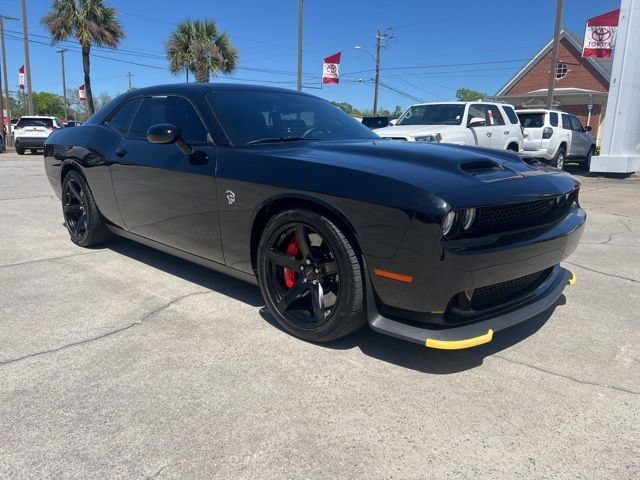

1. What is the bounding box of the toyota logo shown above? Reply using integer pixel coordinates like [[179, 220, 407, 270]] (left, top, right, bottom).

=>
[[592, 27, 612, 42], [326, 64, 337, 75]]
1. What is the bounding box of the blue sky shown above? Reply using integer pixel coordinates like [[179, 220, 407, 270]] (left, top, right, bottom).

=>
[[2, 0, 620, 111]]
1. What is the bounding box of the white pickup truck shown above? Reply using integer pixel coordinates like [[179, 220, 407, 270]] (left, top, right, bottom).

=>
[[375, 101, 524, 152]]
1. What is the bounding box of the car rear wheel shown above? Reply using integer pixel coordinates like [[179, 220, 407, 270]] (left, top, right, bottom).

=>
[[16, 147, 25, 155], [61, 170, 112, 247], [552, 147, 566, 170], [257, 209, 366, 342], [584, 146, 594, 171]]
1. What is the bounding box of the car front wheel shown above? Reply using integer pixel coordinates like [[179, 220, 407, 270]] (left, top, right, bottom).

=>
[[16, 147, 25, 155], [61, 170, 112, 247], [257, 209, 366, 342]]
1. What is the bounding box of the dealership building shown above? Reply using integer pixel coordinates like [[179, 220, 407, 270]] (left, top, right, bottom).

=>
[[492, 29, 612, 143]]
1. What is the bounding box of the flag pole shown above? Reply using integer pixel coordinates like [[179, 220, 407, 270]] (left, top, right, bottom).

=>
[[297, 0, 303, 91]]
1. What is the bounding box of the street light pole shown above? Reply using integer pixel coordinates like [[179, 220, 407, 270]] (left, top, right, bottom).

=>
[[57, 49, 68, 121], [20, 0, 34, 115], [546, 0, 564, 109], [297, 0, 303, 91]]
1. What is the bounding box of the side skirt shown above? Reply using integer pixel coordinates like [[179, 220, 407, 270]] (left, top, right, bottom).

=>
[[107, 225, 258, 286]]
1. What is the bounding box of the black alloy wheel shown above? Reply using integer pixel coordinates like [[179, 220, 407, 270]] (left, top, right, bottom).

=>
[[257, 209, 365, 342], [63, 176, 89, 241], [61, 170, 111, 247]]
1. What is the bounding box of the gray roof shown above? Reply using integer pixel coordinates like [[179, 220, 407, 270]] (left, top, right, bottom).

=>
[[495, 28, 611, 96]]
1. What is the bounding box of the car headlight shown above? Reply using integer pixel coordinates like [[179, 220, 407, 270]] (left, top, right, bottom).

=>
[[414, 133, 442, 143], [462, 208, 476, 230], [442, 211, 456, 236]]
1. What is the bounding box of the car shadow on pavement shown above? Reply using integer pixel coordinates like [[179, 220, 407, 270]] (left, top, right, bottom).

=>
[[107, 236, 565, 375], [107, 237, 264, 307], [260, 296, 565, 375]]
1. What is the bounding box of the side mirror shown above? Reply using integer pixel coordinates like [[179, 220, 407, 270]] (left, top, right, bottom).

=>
[[584, 125, 592, 132], [389, 119, 398, 126], [146, 123, 193, 156], [468, 117, 486, 128]]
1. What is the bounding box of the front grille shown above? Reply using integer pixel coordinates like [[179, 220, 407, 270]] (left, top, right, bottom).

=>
[[476, 197, 556, 232], [387, 137, 408, 141], [470, 268, 552, 309]]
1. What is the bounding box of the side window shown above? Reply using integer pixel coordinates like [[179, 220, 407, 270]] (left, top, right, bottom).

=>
[[561, 114, 572, 130], [468, 104, 485, 126], [105, 98, 141, 136], [549, 112, 559, 127], [128, 96, 210, 144], [502, 106, 519, 124], [483, 105, 505, 126], [570, 116, 584, 132]]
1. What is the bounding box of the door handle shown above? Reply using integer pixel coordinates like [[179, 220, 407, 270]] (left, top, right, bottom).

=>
[[486, 132, 492, 137], [504, 131, 510, 135], [115, 148, 128, 158]]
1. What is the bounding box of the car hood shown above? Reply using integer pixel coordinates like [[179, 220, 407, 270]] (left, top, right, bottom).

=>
[[251, 139, 577, 208], [375, 124, 461, 138]]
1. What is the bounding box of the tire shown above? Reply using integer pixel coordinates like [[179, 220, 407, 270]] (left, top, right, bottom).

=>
[[584, 146, 594, 171], [257, 208, 366, 342], [61, 170, 112, 247], [16, 147, 25, 155], [552, 146, 566, 170]]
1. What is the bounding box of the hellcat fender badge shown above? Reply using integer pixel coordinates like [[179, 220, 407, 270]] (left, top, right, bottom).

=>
[[226, 190, 236, 205]]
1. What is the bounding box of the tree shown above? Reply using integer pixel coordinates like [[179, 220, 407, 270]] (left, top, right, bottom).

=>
[[166, 19, 238, 83], [33, 92, 65, 117], [42, 0, 125, 116], [331, 102, 362, 116], [455, 88, 486, 102]]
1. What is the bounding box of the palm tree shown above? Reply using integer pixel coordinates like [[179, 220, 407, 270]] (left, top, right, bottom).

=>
[[42, 0, 124, 115], [166, 19, 238, 83]]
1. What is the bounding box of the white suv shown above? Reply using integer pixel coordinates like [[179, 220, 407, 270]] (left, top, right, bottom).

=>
[[516, 109, 596, 170], [375, 101, 523, 152], [14, 116, 64, 155]]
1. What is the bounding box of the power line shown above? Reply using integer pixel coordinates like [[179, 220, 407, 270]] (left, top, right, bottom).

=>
[[342, 58, 529, 76]]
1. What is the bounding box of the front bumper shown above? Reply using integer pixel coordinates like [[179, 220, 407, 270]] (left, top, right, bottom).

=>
[[15, 137, 47, 149], [368, 265, 573, 348]]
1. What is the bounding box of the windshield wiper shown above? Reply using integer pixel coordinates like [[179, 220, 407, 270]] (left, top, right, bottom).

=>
[[247, 137, 309, 145]]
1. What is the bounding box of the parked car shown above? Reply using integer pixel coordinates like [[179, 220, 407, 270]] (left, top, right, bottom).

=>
[[516, 109, 596, 170], [361, 116, 390, 130], [43, 84, 584, 350], [14, 116, 64, 155], [64, 121, 83, 127], [375, 101, 524, 151]]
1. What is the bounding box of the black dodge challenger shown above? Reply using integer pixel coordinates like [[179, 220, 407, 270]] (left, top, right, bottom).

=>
[[44, 84, 585, 349]]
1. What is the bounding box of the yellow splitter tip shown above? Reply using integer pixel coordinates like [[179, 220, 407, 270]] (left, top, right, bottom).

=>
[[426, 329, 494, 350], [568, 271, 577, 285]]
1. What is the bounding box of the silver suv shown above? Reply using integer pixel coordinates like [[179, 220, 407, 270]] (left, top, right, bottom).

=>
[[516, 109, 596, 170]]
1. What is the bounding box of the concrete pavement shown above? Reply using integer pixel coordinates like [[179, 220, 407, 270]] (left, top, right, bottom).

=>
[[0, 152, 638, 479]]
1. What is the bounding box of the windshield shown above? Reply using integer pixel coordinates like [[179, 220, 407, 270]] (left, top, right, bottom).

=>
[[16, 117, 54, 128], [208, 91, 379, 145], [396, 104, 465, 126], [517, 113, 545, 128]]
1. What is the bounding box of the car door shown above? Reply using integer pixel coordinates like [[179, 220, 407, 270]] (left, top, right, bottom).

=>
[[569, 115, 591, 157], [561, 114, 575, 155], [483, 104, 509, 149], [108, 94, 224, 264], [466, 104, 493, 147]]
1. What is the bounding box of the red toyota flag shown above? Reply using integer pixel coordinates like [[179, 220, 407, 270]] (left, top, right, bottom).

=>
[[583, 9, 620, 58], [322, 52, 341, 84], [79, 84, 86, 102], [19, 65, 24, 91]]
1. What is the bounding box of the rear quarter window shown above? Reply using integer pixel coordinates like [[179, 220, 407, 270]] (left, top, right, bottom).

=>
[[502, 106, 520, 125], [549, 112, 559, 127]]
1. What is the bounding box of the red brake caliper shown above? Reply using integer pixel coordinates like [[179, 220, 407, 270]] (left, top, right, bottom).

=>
[[283, 237, 300, 289]]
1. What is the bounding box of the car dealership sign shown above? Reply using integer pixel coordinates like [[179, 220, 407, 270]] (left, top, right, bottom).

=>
[[583, 9, 620, 58], [322, 52, 341, 84]]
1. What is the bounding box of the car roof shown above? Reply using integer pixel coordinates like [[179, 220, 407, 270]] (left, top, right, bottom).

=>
[[124, 82, 315, 97], [514, 109, 564, 114], [19, 115, 57, 119]]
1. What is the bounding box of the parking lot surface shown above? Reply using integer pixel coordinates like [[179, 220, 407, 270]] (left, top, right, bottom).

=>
[[1, 152, 638, 479]]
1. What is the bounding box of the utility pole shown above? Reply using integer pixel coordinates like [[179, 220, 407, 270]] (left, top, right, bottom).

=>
[[57, 49, 68, 121], [126, 72, 133, 91], [546, 0, 564, 109], [296, 0, 303, 91], [356, 29, 394, 116], [0, 15, 17, 146], [20, 0, 34, 114]]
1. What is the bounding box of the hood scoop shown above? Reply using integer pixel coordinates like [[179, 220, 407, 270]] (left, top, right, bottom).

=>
[[459, 159, 522, 183]]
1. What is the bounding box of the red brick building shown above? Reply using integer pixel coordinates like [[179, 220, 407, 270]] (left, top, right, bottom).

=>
[[493, 29, 612, 142]]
